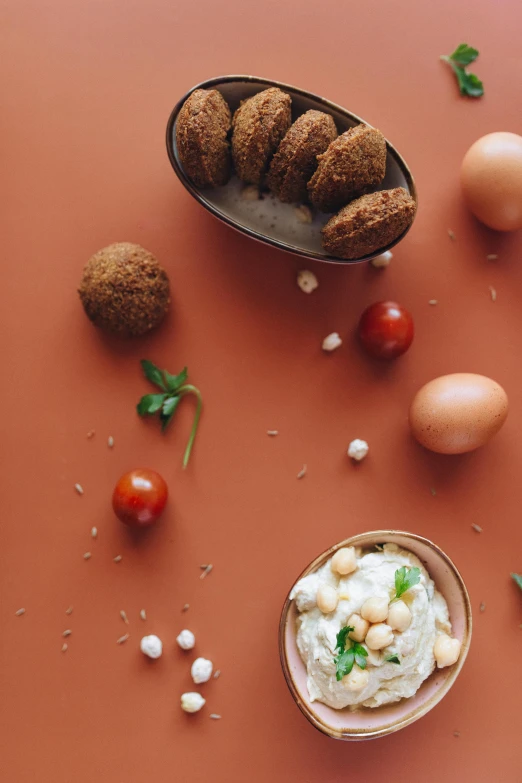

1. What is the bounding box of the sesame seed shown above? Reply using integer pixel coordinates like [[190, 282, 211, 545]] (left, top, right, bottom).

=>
[[480, 602, 486, 613], [120, 610, 129, 625], [209, 714, 222, 720], [86, 430, 95, 439], [471, 524, 482, 533], [65, 606, 73, 615], [430, 488, 437, 496], [75, 483, 84, 495], [453, 731, 461, 738], [489, 286, 497, 302], [182, 604, 190, 612], [294, 204, 313, 224], [140, 609, 146, 621], [200, 564, 213, 580], [62, 643, 68, 652], [486, 254, 498, 261], [448, 229, 456, 240], [113, 555, 122, 563], [108, 436, 114, 448], [297, 464, 307, 479], [428, 299, 438, 306], [267, 430, 279, 436], [213, 669, 221, 679], [15, 608, 25, 616], [116, 633, 129, 644], [91, 526, 98, 539], [83, 552, 92, 560], [62, 630, 72, 637]]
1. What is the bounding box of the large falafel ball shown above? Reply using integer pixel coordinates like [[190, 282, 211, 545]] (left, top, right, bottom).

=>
[[231, 87, 292, 185], [321, 188, 416, 260], [266, 110, 338, 203], [308, 125, 387, 212], [78, 242, 170, 337], [176, 89, 232, 188]]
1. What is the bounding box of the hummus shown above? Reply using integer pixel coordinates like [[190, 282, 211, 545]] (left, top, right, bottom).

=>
[[290, 543, 452, 709]]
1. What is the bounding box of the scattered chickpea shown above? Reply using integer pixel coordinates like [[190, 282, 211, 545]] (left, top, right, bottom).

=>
[[387, 600, 412, 632], [342, 665, 370, 692], [331, 547, 357, 576], [316, 584, 338, 614], [347, 613, 370, 643], [365, 623, 394, 650], [433, 634, 461, 668], [361, 596, 389, 624]]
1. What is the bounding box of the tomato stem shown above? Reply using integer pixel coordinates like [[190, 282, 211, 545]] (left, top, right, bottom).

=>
[[178, 385, 202, 469]]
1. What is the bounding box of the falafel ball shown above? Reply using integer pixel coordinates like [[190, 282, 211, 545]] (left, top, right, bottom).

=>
[[266, 110, 338, 203], [231, 88, 292, 185], [176, 89, 232, 188], [321, 188, 416, 260], [78, 242, 170, 337], [308, 125, 387, 212]]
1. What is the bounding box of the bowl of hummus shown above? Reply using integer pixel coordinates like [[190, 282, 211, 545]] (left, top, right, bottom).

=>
[[279, 530, 472, 740]]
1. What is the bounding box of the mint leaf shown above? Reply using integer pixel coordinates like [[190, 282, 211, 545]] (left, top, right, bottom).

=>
[[385, 654, 401, 665], [137, 393, 167, 416], [335, 626, 354, 653], [163, 367, 188, 393], [140, 360, 167, 391], [335, 648, 355, 681], [449, 43, 479, 66], [511, 573, 522, 591], [392, 566, 421, 602]]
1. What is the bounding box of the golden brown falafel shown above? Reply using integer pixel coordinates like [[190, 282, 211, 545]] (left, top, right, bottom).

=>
[[308, 125, 387, 212], [231, 88, 291, 185], [176, 89, 232, 188], [266, 110, 338, 203], [78, 242, 170, 337], [321, 188, 416, 259]]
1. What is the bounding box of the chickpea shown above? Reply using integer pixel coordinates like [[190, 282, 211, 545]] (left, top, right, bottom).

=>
[[365, 623, 394, 650], [433, 634, 461, 668], [387, 600, 412, 632], [342, 665, 370, 692], [347, 613, 370, 643], [360, 596, 389, 623], [316, 584, 338, 614], [331, 547, 357, 576]]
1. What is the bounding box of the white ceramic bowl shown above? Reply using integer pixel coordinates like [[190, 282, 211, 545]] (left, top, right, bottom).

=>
[[166, 75, 417, 265], [279, 530, 472, 740]]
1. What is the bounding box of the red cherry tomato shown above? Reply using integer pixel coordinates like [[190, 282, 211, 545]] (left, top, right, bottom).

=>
[[112, 469, 168, 528], [358, 301, 414, 359]]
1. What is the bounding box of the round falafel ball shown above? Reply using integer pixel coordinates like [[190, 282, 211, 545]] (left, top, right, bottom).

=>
[[176, 89, 232, 188], [321, 187, 416, 260], [78, 242, 170, 337], [266, 110, 338, 203], [308, 125, 387, 212], [231, 87, 292, 185]]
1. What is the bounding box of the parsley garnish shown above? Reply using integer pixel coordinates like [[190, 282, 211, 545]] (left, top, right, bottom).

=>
[[440, 43, 484, 98], [334, 626, 368, 681], [385, 654, 401, 665], [137, 360, 202, 468], [391, 566, 421, 603], [511, 573, 522, 591]]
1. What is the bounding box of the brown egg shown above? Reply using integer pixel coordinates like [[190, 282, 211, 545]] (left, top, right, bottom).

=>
[[409, 373, 508, 454], [461, 132, 522, 231]]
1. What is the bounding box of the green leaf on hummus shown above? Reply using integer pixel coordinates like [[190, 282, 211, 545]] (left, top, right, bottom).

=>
[[334, 626, 367, 681], [392, 566, 421, 603]]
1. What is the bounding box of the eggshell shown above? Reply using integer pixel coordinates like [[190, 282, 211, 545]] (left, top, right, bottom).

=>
[[461, 132, 522, 231], [409, 373, 508, 454]]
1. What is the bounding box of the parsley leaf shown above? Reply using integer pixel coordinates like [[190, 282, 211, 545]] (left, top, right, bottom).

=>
[[440, 43, 484, 98], [511, 573, 522, 591], [335, 626, 354, 653], [391, 566, 421, 603], [137, 393, 167, 416], [353, 643, 368, 670], [335, 649, 355, 680], [385, 654, 401, 665], [140, 360, 168, 391], [334, 626, 367, 681], [163, 367, 188, 393]]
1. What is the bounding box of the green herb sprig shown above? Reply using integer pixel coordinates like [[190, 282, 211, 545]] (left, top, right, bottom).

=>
[[440, 43, 484, 98], [391, 566, 421, 603], [137, 360, 202, 468], [334, 626, 368, 681], [385, 654, 401, 665], [511, 573, 522, 591]]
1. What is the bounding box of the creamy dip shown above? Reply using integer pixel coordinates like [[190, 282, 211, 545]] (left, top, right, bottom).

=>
[[290, 543, 452, 709]]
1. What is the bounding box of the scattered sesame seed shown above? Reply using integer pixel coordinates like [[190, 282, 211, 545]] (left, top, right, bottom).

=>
[[83, 552, 92, 560], [91, 526, 98, 539], [209, 714, 222, 720], [453, 731, 460, 738], [116, 633, 130, 644], [15, 608, 25, 616], [75, 483, 84, 495], [429, 299, 438, 306], [62, 643, 68, 652], [120, 610, 129, 624], [297, 464, 307, 480], [241, 184, 260, 201], [200, 564, 213, 580], [87, 430, 95, 439], [448, 229, 456, 241], [113, 555, 122, 563], [213, 669, 221, 679], [108, 436, 114, 448], [182, 604, 190, 612], [489, 286, 497, 302], [370, 250, 392, 269], [267, 430, 279, 436], [480, 602, 486, 613], [140, 609, 146, 621], [200, 564, 209, 569], [65, 606, 73, 615], [62, 630, 72, 637], [471, 524, 482, 533], [294, 204, 313, 224], [430, 488, 437, 496], [487, 254, 498, 261]]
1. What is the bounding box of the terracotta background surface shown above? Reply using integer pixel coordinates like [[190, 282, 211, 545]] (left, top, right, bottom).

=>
[[1, 1, 522, 780]]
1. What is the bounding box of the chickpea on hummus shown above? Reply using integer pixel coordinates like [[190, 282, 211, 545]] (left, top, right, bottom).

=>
[[290, 543, 461, 710]]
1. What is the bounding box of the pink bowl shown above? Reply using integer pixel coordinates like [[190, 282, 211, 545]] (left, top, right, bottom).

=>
[[279, 530, 472, 740]]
